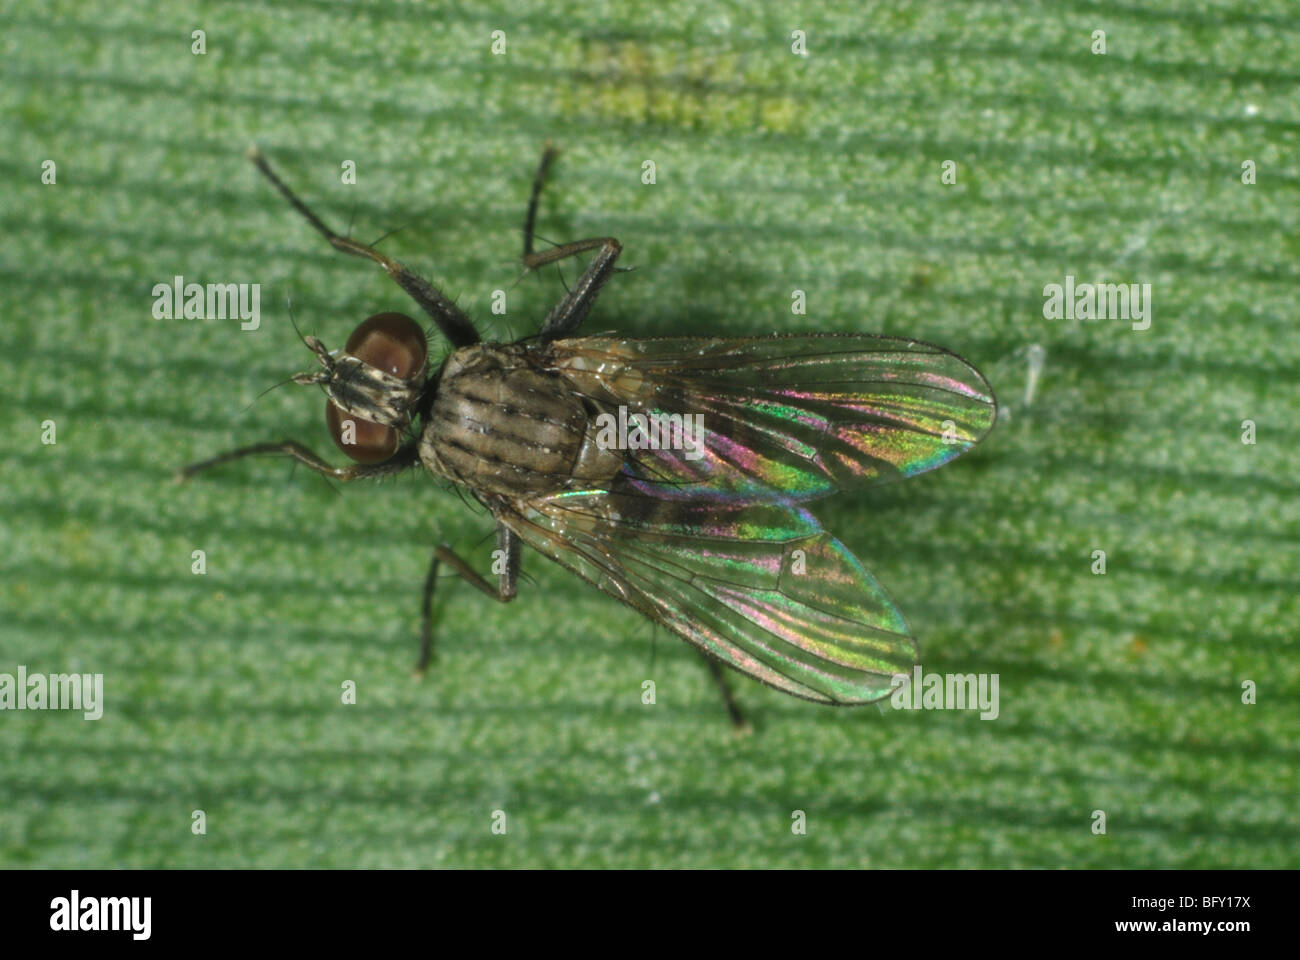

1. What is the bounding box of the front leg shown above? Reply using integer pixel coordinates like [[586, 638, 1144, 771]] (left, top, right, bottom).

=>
[[247, 146, 480, 348], [175, 439, 420, 483], [415, 523, 520, 675]]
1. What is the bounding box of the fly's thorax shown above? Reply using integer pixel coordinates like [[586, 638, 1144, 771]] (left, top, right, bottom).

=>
[[546, 338, 654, 406], [419, 344, 623, 496]]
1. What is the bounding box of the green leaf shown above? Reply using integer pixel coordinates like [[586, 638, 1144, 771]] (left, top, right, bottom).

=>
[[2, 0, 1296, 867]]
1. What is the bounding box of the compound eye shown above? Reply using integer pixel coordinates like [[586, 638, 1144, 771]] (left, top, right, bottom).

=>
[[326, 400, 399, 463], [345, 312, 427, 379]]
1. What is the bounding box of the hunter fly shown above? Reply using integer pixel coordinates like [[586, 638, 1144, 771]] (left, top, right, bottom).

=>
[[178, 145, 997, 725]]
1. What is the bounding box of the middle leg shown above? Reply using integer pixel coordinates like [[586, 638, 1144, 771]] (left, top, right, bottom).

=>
[[518, 144, 624, 343], [529, 237, 623, 343], [415, 523, 520, 675]]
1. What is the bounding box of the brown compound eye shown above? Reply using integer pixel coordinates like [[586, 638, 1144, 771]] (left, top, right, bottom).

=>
[[325, 313, 427, 463], [345, 312, 427, 379], [326, 400, 399, 463]]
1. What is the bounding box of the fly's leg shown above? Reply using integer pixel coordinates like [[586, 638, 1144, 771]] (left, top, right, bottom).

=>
[[528, 237, 624, 343], [522, 141, 559, 259], [415, 523, 520, 675], [701, 655, 750, 733], [175, 440, 420, 483], [247, 146, 480, 348], [518, 143, 624, 343]]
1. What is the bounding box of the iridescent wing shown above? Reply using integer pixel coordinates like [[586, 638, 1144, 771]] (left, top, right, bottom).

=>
[[500, 481, 916, 705], [547, 334, 996, 503]]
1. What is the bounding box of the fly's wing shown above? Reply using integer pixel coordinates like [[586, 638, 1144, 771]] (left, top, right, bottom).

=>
[[548, 334, 996, 503], [501, 481, 915, 705]]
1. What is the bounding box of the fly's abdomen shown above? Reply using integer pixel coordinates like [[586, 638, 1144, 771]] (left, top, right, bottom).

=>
[[420, 345, 595, 496]]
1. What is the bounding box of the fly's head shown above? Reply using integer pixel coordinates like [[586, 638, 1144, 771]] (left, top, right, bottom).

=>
[[292, 312, 429, 463]]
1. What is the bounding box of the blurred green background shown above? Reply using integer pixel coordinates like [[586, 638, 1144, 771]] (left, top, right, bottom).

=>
[[2, 0, 1297, 868]]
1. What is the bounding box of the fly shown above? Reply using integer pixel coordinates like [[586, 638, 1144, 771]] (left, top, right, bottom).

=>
[[177, 145, 998, 726]]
